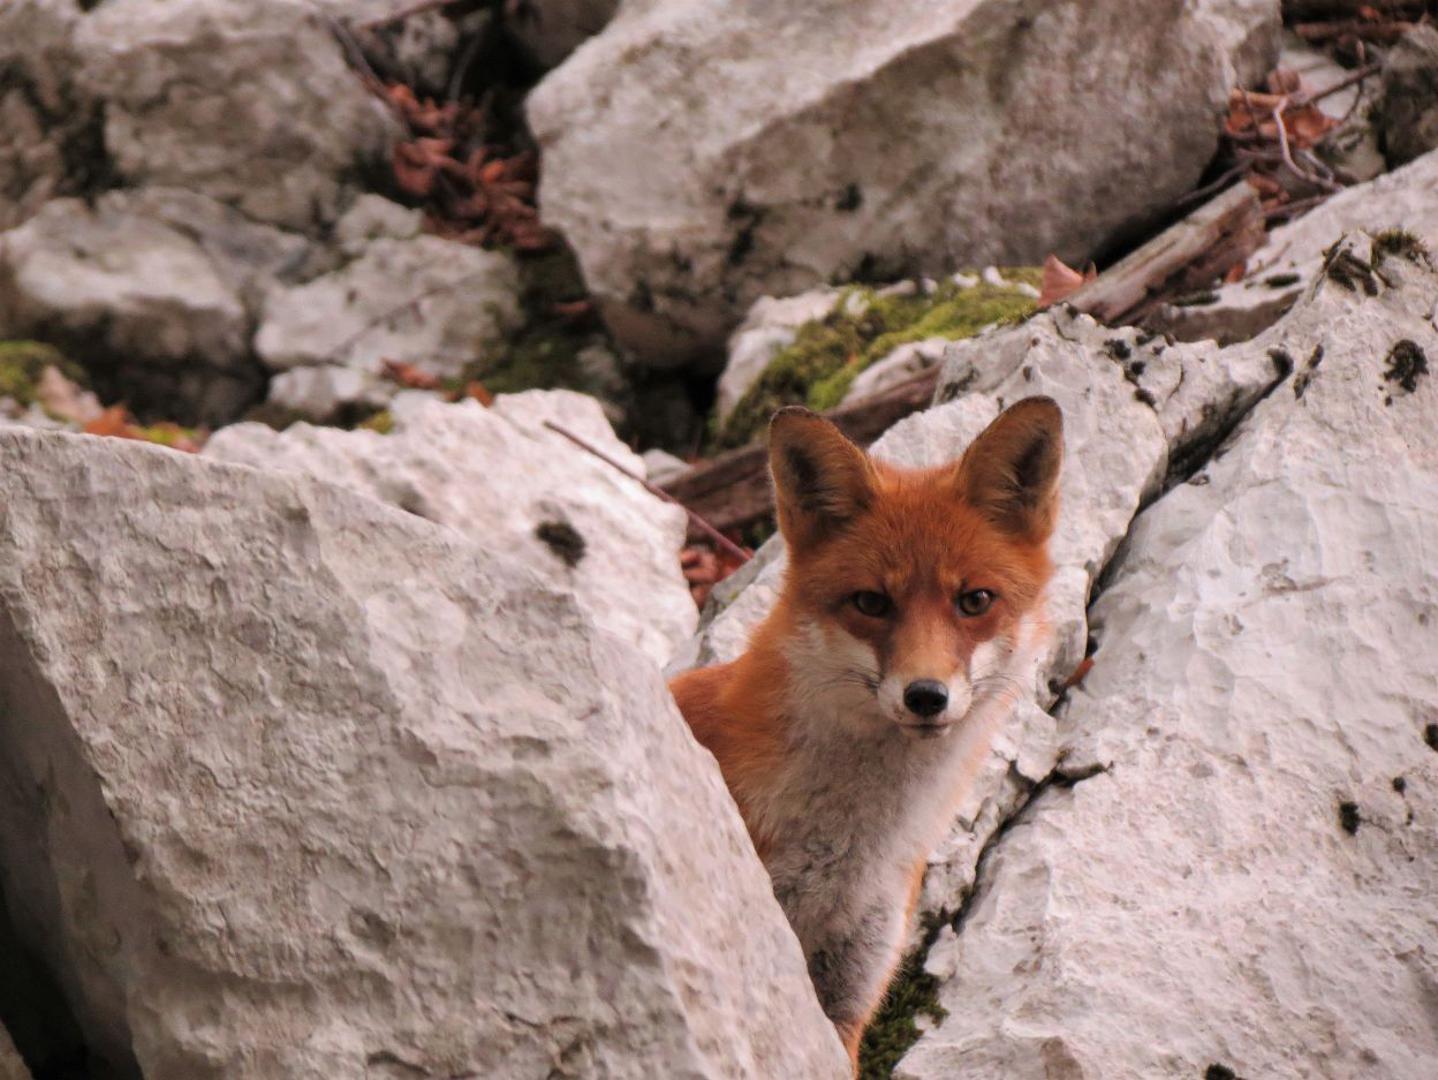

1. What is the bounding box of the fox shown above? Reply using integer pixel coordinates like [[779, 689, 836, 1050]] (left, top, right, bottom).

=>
[[669, 397, 1063, 1068]]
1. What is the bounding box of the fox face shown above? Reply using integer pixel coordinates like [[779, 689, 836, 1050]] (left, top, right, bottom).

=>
[[768, 398, 1062, 740]]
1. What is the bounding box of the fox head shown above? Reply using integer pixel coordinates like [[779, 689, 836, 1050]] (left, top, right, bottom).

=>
[[768, 398, 1062, 739]]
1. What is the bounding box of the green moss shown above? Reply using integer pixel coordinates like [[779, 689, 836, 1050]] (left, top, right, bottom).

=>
[[712, 274, 1037, 450], [0, 341, 89, 408], [857, 941, 949, 1079], [129, 423, 203, 449], [357, 409, 395, 434], [462, 247, 601, 397]]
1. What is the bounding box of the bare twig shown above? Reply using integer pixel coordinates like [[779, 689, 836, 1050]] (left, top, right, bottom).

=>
[[1300, 62, 1382, 107], [542, 421, 753, 565], [1270, 99, 1343, 192]]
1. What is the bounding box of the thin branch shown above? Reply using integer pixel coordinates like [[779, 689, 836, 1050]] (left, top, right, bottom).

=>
[[1300, 63, 1382, 107], [541, 421, 753, 565], [1270, 99, 1343, 193]]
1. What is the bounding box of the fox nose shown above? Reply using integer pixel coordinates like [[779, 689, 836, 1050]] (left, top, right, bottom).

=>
[[903, 679, 949, 718]]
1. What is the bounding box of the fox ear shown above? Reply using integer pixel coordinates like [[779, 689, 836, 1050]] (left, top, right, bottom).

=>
[[955, 396, 1063, 542], [769, 407, 877, 550]]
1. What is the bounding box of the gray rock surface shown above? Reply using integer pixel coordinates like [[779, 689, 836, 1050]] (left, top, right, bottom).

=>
[[254, 234, 521, 419], [528, 0, 1275, 368], [1197, 0, 1282, 88], [0, 188, 313, 423], [73, 0, 398, 231], [1381, 24, 1438, 168], [205, 389, 696, 668], [0, 427, 848, 1080], [898, 233, 1438, 1078], [0, 0, 92, 232]]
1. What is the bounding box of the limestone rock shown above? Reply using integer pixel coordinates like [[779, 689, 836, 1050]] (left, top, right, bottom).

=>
[[1381, 24, 1438, 168], [0, 189, 310, 423], [253, 235, 521, 418], [1197, 0, 1282, 89], [72, 0, 399, 231], [0, 0, 94, 232], [0, 427, 849, 1080], [898, 235, 1438, 1079], [205, 390, 696, 668], [528, 0, 1274, 368]]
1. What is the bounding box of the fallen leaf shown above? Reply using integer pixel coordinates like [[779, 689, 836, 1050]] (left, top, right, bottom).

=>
[[1038, 253, 1098, 308], [381, 359, 443, 390], [83, 404, 135, 438]]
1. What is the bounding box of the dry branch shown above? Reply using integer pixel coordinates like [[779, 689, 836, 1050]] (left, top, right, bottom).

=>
[[1063, 182, 1264, 325]]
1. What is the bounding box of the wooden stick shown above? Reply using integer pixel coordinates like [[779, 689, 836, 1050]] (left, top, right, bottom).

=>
[[1062, 182, 1264, 325], [541, 421, 752, 565]]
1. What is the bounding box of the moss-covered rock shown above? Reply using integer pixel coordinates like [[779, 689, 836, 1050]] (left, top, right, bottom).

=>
[[712, 272, 1038, 450], [0, 341, 90, 409], [462, 248, 611, 398]]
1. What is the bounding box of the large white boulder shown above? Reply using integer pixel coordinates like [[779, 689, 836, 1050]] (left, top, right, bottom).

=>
[[205, 390, 696, 669], [898, 234, 1438, 1077], [528, 0, 1278, 368], [73, 0, 399, 231], [0, 427, 849, 1079]]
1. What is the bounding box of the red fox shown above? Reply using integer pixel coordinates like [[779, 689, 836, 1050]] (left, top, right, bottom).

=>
[[670, 398, 1063, 1067]]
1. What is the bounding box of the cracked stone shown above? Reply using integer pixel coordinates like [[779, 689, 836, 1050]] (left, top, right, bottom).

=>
[[0, 424, 847, 1079], [896, 235, 1438, 1077]]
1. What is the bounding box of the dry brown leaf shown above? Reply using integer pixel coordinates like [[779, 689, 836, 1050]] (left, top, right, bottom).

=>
[[1038, 253, 1098, 308], [381, 359, 443, 390]]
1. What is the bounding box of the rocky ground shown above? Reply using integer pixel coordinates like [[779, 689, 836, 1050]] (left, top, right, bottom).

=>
[[2, 1, 1437, 1078]]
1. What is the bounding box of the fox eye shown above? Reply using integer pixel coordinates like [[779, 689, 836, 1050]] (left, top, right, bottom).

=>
[[851, 590, 893, 618], [955, 589, 996, 617]]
